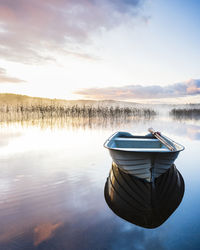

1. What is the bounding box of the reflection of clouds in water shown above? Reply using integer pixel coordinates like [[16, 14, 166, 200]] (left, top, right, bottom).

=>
[[0, 152, 106, 246], [186, 127, 200, 140], [165, 123, 200, 141], [34, 222, 62, 246], [0, 214, 165, 250], [41, 217, 165, 250], [0, 150, 166, 250]]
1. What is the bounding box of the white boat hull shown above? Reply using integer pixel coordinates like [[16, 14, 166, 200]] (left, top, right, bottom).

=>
[[109, 149, 179, 181]]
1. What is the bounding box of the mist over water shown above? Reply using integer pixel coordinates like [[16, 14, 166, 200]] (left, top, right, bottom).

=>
[[0, 110, 200, 250]]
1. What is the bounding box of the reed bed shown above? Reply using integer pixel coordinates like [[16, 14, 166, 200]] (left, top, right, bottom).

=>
[[170, 108, 200, 120], [0, 104, 157, 123]]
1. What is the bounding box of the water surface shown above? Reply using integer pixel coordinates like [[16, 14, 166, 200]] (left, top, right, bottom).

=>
[[0, 115, 200, 250]]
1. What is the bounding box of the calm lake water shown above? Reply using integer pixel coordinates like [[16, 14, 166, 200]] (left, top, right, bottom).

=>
[[0, 115, 200, 250]]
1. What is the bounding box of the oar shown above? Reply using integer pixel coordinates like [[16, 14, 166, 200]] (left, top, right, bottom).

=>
[[148, 128, 175, 151]]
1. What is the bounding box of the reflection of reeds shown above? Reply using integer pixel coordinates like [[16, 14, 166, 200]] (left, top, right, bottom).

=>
[[0, 104, 157, 123], [170, 108, 200, 120], [0, 116, 155, 131]]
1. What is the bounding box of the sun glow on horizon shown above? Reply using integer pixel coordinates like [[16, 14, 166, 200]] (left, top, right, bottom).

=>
[[0, 0, 200, 103]]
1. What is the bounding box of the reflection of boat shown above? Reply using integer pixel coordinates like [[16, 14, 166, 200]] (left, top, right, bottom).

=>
[[104, 163, 184, 229], [104, 131, 184, 182]]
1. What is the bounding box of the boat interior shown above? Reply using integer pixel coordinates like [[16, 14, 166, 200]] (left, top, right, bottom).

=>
[[104, 132, 184, 152], [114, 137, 165, 149]]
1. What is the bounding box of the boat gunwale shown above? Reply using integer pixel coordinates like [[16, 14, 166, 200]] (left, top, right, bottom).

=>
[[104, 131, 185, 153]]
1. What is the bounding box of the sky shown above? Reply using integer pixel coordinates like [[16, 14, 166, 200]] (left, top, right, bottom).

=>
[[0, 0, 200, 103]]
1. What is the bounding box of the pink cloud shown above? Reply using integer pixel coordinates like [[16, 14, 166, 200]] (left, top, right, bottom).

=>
[[186, 80, 200, 94], [0, 0, 144, 63], [74, 79, 200, 100]]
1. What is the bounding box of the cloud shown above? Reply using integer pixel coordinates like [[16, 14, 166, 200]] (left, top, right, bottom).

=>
[[0, 67, 25, 83], [74, 79, 200, 100], [0, 0, 144, 64]]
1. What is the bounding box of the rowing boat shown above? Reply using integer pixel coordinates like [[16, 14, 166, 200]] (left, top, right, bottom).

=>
[[104, 130, 184, 182]]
